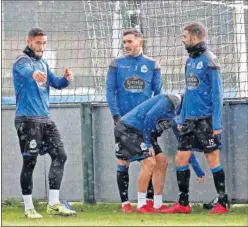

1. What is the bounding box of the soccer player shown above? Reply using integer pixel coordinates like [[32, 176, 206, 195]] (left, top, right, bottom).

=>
[[106, 28, 165, 213], [106, 28, 206, 213], [13, 28, 76, 218], [114, 93, 182, 213], [163, 22, 229, 214]]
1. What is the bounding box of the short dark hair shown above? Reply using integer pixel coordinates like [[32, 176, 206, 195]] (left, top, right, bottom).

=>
[[183, 22, 207, 40], [123, 28, 143, 38], [28, 27, 47, 38]]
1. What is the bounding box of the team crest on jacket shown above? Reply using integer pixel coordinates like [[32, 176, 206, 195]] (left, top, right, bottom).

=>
[[124, 75, 146, 93], [141, 65, 148, 73], [186, 73, 200, 89], [196, 61, 203, 69]]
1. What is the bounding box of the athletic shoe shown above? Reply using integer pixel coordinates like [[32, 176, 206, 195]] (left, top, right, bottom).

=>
[[122, 203, 134, 213], [24, 208, 43, 218], [162, 202, 191, 213], [208, 203, 228, 214], [47, 203, 77, 216], [136, 204, 156, 213], [155, 205, 169, 213], [146, 200, 154, 209], [203, 196, 218, 210]]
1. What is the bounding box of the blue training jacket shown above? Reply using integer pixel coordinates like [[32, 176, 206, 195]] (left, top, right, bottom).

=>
[[122, 94, 175, 149], [106, 53, 163, 117], [12, 54, 70, 117], [178, 50, 223, 130]]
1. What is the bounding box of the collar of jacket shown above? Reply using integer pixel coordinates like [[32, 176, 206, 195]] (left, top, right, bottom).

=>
[[126, 53, 143, 60], [186, 41, 207, 58], [23, 46, 42, 60]]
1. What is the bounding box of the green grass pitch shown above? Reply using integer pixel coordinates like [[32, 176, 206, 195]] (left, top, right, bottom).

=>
[[2, 201, 248, 226]]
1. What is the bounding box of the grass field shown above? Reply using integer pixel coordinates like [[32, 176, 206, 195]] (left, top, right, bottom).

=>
[[2, 201, 248, 226]]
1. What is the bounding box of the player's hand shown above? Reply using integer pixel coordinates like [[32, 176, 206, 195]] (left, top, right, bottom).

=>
[[148, 147, 155, 157], [177, 125, 182, 131], [33, 71, 47, 84], [197, 175, 205, 183], [213, 130, 222, 135], [64, 67, 74, 82]]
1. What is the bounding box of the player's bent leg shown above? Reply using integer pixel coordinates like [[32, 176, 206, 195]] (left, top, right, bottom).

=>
[[138, 157, 156, 193], [146, 136, 162, 208], [205, 149, 229, 214], [115, 123, 147, 213], [152, 153, 169, 212], [136, 157, 156, 213], [153, 153, 168, 195]]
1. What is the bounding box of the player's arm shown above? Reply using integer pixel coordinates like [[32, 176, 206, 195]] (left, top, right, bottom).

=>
[[47, 64, 70, 89], [106, 60, 121, 121], [208, 60, 223, 131], [189, 153, 205, 179], [14, 56, 47, 84], [143, 96, 167, 149], [177, 97, 186, 128], [14, 56, 36, 79], [152, 61, 164, 95], [177, 59, 190, 128]]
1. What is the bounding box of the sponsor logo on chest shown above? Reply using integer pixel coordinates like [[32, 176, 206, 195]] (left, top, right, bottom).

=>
[[186, 73, 200, 89], [124, 75, 146, 93]]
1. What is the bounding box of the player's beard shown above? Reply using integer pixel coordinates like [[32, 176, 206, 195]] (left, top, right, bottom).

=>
[[30, 45, 44, 60], [183, 39, 194, 50], [23, 45, 43, 60]]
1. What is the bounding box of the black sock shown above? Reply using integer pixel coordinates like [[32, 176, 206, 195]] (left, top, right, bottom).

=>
[[117, 170, 129, 203], [176, 167, 190, 206], [212, 168, 227, 207], [146, 177, 154, 200]]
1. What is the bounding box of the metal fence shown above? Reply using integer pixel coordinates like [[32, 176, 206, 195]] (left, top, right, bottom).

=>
[[2, 0, 248, 104]]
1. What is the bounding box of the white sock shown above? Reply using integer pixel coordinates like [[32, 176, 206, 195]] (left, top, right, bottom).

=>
[[48, 190, 60, 206], [122, 201, 130, 207], [23, 194, 34, 212], [137, 192, 147, 208], [154, 195, 163, 209]]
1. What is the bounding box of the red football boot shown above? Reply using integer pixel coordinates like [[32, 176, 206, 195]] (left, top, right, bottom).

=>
[[155, 205, 169, 213], [162, 202, 191, 213], [208, 203, 228, 214], [146, 200, 154, 209], [136, 204, 156, 214], [122, 203, 134, 213]]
